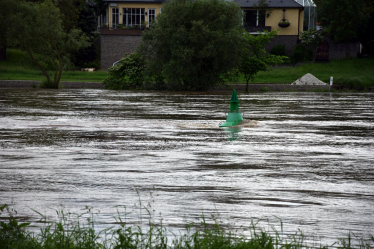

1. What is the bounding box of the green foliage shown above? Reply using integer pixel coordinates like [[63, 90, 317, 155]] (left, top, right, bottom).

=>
[[290, 44, 306, 66], [239, 31, 287, 91], [270, 44, 286, 56], [102, 53, 145, 90], [300, 29, 323, 47], [332, 77, 371, 91], [315, 0, 369, 43], [138, 0, 245, 91], [0, 0, 20, 61], [7, 0, 90, 88], [71, 2, 100, 68], [1, 203, 374, 249], [0, 204, 36, 249]]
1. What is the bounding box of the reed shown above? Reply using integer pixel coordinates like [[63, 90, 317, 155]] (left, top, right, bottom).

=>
[[1, 203, 373, 249]]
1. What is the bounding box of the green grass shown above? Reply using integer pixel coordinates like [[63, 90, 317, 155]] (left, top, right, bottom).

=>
[[1, 204, 374, 249], [237, 59, 374, 86], [1, 49, 374, 87], [0, 49, 108, 82]]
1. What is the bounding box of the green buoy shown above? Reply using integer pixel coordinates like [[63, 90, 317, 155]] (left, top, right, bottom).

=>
[[219, 89, 244, 127]]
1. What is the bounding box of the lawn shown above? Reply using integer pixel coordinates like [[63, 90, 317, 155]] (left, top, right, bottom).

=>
[[0, 49, 108, 82], [1, 49, 373, 86]]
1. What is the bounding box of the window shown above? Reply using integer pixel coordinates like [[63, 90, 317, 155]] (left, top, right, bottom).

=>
[[123, 8, 145, 27], [148, 8, 156, 26], [244, 10, 265, 27], [112, 8, 119, 28]]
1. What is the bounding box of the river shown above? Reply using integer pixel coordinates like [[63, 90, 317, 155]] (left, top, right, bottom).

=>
[[0, 89, 373, 246]]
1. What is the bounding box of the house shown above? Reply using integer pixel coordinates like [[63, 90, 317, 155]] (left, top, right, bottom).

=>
[[100, 0, 316, 69], [100, 0, 165, 69], [235, 0, 310, 56]]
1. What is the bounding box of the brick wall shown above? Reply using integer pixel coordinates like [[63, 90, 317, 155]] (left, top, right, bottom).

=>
[[100, 34, 142, 70], [265, 35, 299, 56], [328, 41, 360, 60], [100, 34, 299, 70]]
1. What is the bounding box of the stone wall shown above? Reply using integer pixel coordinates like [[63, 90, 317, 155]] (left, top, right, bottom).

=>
[[328, 41, 360, 60], [100, 34, 142, 70]]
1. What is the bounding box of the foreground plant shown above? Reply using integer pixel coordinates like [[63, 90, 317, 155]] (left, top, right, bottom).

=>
[[1, 203, 374, 249]]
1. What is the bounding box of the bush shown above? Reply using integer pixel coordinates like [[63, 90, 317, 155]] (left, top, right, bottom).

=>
[[290, 44, 305, 66], [270, 44, 286, 56], [39, 78, 56, 88], [333, 77, 370, 91], [102, 53, 145, 90]]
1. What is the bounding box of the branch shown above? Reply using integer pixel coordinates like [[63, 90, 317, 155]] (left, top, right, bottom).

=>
[[24, 45, 51, 83]]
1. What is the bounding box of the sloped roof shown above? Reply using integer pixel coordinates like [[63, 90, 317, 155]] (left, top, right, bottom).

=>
[[103, 0, 165, 2], [235, 0, 303, 8]]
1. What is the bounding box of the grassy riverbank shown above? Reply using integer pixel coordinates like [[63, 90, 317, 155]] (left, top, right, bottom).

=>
[[0, 49, 107, 82], [1, 204, 373, 249], [1, 49, 374, 87]]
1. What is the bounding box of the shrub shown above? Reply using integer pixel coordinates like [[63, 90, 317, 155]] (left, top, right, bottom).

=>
[[270, 44, 286, 56], [39, 78, 55, 88], [290, 44, 305, 66], [102, 53, 145, 90], [333, 77, 369, 91]]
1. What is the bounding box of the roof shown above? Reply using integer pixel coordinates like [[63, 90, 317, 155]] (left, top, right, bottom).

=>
[[235, 0, 303, 8], [103, 0, 165, 3]]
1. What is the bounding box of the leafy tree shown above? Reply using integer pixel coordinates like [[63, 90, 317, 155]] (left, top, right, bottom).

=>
[[72, 2, 100, 68], [9, 0, 89, 88], [315, 0, 374, 55], [138, 0, 245, 91], [102, 53, 145, 90], [239, 31, 287, 92], [0, 0, 20, 61], [300, 28, 323, 61]]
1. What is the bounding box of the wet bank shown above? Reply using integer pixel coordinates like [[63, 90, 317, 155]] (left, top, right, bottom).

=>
[[0, 80, 330, 91]]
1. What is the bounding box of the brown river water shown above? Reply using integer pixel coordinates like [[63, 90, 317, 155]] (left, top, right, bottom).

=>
[[0, 89, 373, 246]]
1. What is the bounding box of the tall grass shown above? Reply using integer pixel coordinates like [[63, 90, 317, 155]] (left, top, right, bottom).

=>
[[1, 203, 373, 249]]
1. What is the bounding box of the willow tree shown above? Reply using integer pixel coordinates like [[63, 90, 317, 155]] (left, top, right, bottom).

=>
[[9, 0, 89, 88], [138, 0, 246, 91]]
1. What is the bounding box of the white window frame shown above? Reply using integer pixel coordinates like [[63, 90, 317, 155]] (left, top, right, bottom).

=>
[[148, 8, 156, 27], [112, 8, 119, 29]]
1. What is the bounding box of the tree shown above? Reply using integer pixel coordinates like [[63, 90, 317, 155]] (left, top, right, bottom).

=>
[[138, 0, 246, 91], [299, 28, 323, 61], [315, 0, 374, 55], [9, 0, 89, 88], [0, 0, 19, 61], [71, 2, 100, 68], [239, 31, 287, 92]]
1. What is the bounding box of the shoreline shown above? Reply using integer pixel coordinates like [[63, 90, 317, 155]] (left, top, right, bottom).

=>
[[0, 80, 331, 92]]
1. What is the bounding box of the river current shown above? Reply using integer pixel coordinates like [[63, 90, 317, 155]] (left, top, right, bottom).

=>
[[0, 89, 373, 246]]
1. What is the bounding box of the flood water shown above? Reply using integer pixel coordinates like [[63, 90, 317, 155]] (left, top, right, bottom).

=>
[[0, 89, 373, 246]]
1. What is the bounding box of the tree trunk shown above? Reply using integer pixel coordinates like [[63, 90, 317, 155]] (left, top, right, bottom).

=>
[[246, 79, 249, 92], [0, 46, 6, 61]]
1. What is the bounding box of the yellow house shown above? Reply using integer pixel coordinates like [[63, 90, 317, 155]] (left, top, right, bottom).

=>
[[103, 0, 165, 29], [234, 0, 306, 56], [100, 0, 317, 69]]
